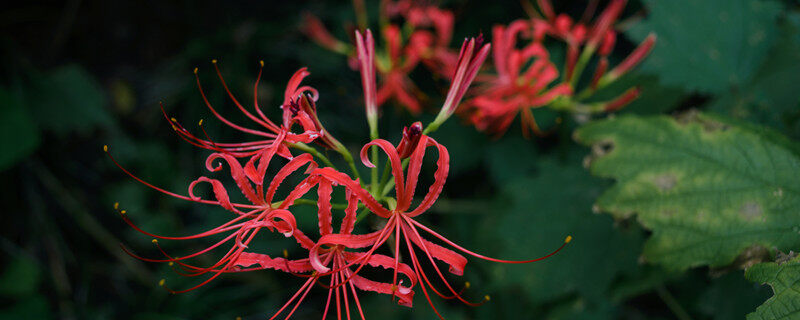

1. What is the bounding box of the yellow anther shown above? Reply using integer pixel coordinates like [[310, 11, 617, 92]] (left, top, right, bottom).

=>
[[212, 59, 218, 64], [465, 281, 471, 289], [283, 249, 288, 258], [158, 279, 165, 286], [198, 119, 204, 126], [259, 60, 264, 67], [171, 125, 178, 131], [193, 67, 198, 74], [152, 239, 158, 244], [170, 117, 177, 122], [103, 145, 108, 152], [120, 210, 127, 214], [236, 317, 242, 320], [114, 202, 119, 210], [168, 262, 174, 266], [484, 295, 491, 301], [565, 235, 573, 243]]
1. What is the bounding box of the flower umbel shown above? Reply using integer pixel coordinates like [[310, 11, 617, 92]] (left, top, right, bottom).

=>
[[110, 20, 570, 320]]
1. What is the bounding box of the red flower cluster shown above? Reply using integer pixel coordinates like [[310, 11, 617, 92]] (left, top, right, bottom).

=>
[[303, 0, 457, 114], [108, 28, 569, 319], [464, 0, 656, 137]]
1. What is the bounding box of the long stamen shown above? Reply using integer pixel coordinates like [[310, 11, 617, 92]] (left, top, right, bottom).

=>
[[403, 219, 488, 306], [104, 146, 259, 209], [268, 277, 317, 320], [402, 229, 446, 320], [211, 60, 276, 131], [194, 67, 274, 138], [408, 217, 571, 263]]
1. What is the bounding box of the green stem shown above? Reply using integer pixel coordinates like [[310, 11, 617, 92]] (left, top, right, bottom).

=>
[[289, 198, 351, 210], [335, 144, 362, 184], [569, 45, 597, 89], [354, 206, 373, 224], [656, 285, 693, 320], [289, 142, 336, 169], [369, 125, 379, 195]]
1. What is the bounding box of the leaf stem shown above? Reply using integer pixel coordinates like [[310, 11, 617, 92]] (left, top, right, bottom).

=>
[[656, 285, 693, 320]]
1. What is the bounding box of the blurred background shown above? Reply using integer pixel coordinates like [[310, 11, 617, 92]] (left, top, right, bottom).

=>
[[1, 0, 799, 319]]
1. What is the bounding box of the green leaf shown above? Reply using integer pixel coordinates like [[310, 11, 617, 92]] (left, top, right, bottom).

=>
[[0, 257, 42, 297], [485, 154, 643, 304], [627, 0, 782, 94], [28, 64, 113, 135], [697, 272, 772, 320], [709, 20, 800, 137], [0, 88, 40, 171], [745, 255, 800, 320], [574, 113, 800, 271]]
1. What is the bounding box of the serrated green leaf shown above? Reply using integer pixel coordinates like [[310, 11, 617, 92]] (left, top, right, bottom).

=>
[[628, 0, 782, 94], [0, 88, 40, 171], [745, 256, 800, 320], [574, 113, 800, 271]]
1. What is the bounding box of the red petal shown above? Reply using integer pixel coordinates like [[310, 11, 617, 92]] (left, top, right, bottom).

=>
[[189, 177, 235, 212], [360, 139, 405, 200], [205, 153, 263, 205], [312, 167, 391, 218], [234, 252, 314, 273], [407, 138, 449, 217], [402, 222, 466, 275], [317, 179, 334, 236]]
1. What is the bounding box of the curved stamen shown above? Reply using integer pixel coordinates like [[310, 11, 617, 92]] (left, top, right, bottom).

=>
[[105, 147, 259, 209], [407, 216, 571, 263]]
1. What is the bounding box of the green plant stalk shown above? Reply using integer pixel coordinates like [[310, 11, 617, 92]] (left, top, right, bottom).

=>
[[656, 286, 693, 320], [569, 45, 597, 88], [332, 141, 362, 184], [289, 142, 336, 169], [369, 120, 380, 196]]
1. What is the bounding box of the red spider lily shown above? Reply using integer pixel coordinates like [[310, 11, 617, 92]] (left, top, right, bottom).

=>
[[302, 0, 458, 114], [105, 63, 351, 292], [111, 150, 322, 293], [306, 124, 571, 319], [165, 62, 343, 163], [260, 190, 421, 320], [465, 20, 572, 137], [531, 0, 656, 93]]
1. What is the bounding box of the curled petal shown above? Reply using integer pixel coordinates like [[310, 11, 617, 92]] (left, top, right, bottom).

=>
[[265, 153, 315, 203], [283, 68, 311, 106], [350, 273, 415, 307], [344, 252, 418, 293], [309, 231, 384, 273], [312, 167, 391, 218], [205, 153, 262, 205], [398, 135, 428, 212], [189, 177, 235, 212], [360, 139, 405, 199], [407, 138, 449, 217]]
